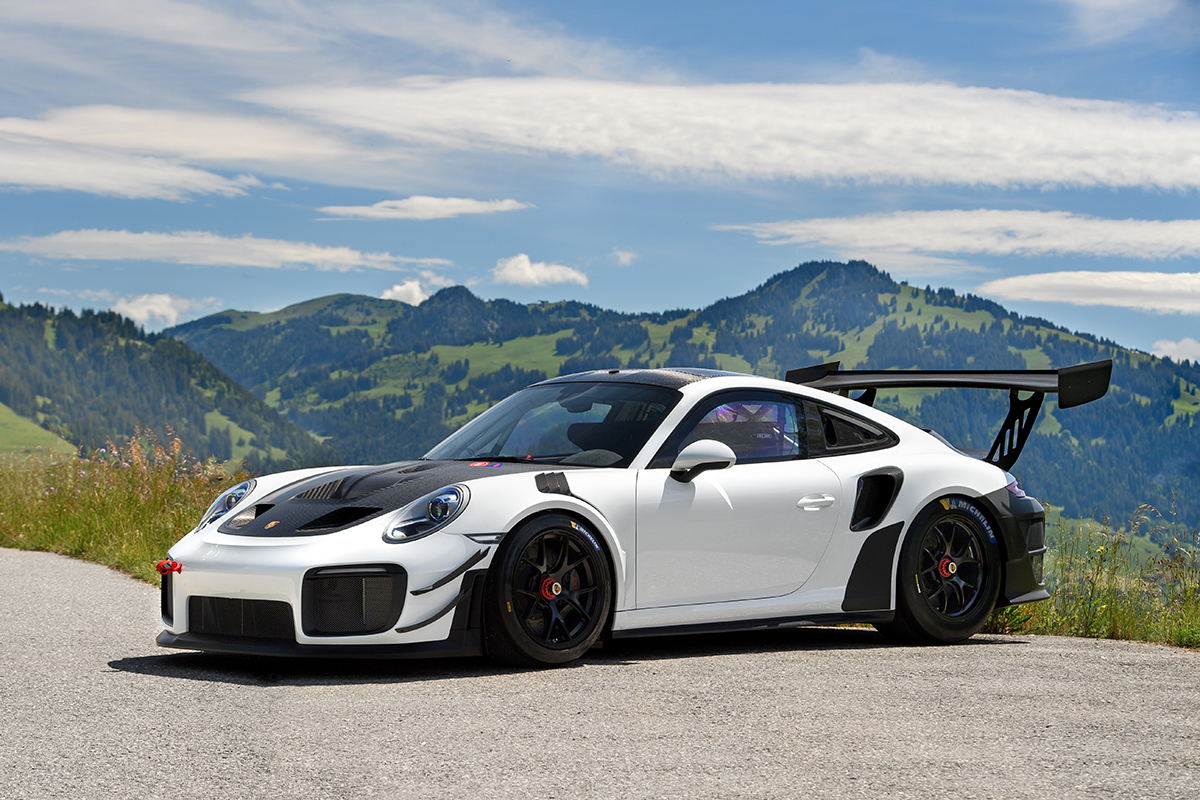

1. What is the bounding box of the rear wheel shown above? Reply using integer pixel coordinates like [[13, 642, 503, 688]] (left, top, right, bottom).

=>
[[484, 514, 612, 666], [876, 499, 1001, 644]]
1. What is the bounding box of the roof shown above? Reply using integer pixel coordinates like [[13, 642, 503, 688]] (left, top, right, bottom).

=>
[[538, 367, 743, 390]]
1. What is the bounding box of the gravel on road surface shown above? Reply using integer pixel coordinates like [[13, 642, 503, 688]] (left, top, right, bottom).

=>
[[1, 547, 1198, 800]]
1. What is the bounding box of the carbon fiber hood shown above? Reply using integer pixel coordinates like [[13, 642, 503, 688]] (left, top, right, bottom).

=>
[[218, 460, 567, 537]]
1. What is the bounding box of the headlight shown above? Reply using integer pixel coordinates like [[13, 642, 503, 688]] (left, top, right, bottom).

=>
[[383, 485, 469, 543], [198, 480, 255, 528]]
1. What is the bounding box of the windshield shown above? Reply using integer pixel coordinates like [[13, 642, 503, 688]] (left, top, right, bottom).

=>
[[423, 382, 681, 467]]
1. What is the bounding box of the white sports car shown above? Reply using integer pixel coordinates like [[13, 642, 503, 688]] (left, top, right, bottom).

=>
[[157, 361, 1111, 665]]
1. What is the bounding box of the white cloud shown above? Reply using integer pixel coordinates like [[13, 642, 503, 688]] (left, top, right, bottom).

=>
[[381, 269, 459, 305], [492, 254, 587, 287], [977, 271, 1200, 314], [111, 293, 221, 327], [382, 280, 429, 305], [611, 249, 638, 267], [0, 131, 260, 199], [1152, 337, 1200, 363], [0, 106, 352, 163], [250, 77, 1200, 190], [0, 230, 451, 272], [319, 1, 641, 79], [35, 286, 219, 328], [1, 0, 306, 53], [1057, 0, 1181, 43], [320, 196, 532, 220], [418, 269, 456, 288], [721, 209, 1200, 260]]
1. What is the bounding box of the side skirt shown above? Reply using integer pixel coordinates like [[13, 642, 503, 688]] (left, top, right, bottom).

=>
[[609, 610, 894, 640]]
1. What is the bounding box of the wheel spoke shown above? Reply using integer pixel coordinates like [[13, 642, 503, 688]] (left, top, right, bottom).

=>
[[549, 536, 572, 574], [559, 592, 592, 622]]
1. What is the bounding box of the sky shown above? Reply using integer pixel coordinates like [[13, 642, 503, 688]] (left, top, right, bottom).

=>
[[1, 0, 1198, 359]]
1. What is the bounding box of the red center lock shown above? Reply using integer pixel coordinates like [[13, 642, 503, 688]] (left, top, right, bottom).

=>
[[540, 577, 562, 600]]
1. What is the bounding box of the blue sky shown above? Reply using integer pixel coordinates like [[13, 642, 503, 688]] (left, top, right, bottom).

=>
[[1, 0, 1198, 359]]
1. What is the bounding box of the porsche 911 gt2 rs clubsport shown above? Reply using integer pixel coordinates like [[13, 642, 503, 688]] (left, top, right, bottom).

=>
[[157, 360, 1111, 665]]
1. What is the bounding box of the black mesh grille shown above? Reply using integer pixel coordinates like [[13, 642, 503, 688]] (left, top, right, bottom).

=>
[[302, 565, 407, 636], [188, 596, 295, 640], [161, 572, 173, 626]]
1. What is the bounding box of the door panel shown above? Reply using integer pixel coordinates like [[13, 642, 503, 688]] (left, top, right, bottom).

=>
[[635, 460, 842, 608]]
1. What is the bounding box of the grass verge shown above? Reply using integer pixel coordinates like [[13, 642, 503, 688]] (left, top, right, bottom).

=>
[[0, 428, 245, 585], [984, 506, 1200, 649]]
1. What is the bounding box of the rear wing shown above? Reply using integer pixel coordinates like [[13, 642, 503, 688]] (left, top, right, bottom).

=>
[[785, 360, 1112, 471]]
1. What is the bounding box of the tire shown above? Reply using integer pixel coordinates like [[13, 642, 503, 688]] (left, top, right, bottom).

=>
[[875, 499, 1001, 644], [484, 514, 612, 666]]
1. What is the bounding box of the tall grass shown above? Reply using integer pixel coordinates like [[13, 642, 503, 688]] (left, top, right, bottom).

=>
[[985, 506, 1200, 649], [0, 428, 245, 584]]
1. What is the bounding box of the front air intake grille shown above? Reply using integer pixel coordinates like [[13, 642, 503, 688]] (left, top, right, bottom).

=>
[[160, 572, 174, 626], [302, 564, 407, 636], [188, 596, 295, 640]]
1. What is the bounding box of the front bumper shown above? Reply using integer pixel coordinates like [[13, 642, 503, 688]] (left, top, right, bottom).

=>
[[157, 571, 488, 659], [158, 524, 496, 658]]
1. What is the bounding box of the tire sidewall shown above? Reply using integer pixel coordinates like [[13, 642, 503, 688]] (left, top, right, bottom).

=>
[[896, 498, 1001, 644], [485, 513, 612, 665]]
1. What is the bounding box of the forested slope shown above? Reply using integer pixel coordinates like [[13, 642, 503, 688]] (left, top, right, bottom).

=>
[[0, 295, 339, 471]]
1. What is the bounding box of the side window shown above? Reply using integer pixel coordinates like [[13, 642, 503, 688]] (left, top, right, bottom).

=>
[[809, 403, 896, 455], [653, 392, 807, 467]]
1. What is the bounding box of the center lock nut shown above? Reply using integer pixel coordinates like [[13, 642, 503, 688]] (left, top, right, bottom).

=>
[[540, 577, 563, 600]]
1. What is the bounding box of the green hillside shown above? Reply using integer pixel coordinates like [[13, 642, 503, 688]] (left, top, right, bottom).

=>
[[163, 260, 1200, 528], [0, 296, 339, 471], [0, 400, 76, 459]]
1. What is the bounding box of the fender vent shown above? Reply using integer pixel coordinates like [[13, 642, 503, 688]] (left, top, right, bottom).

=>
[[850, 468, 904, 532]]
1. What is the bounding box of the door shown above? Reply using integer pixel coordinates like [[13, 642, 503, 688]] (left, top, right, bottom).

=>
[[635, 391, 843, 608]]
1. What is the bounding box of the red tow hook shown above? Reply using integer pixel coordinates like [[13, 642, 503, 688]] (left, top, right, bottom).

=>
[[156, 559, 183, 575]]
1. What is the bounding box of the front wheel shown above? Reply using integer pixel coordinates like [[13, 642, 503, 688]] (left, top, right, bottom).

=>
[[876, 499, 1001, 644], [484, 514, 612, 666]]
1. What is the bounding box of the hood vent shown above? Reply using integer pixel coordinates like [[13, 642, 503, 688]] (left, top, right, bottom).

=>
[[296, 478, 349, 501], [294, 463, 437, 503], [297, 506, 383, 533]]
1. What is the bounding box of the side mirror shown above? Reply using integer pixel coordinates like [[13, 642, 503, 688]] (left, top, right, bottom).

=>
[[670, 439, 737, 483]]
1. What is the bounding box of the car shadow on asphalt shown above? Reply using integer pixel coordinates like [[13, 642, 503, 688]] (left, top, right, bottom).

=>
[[107, 627, 1027, 687]]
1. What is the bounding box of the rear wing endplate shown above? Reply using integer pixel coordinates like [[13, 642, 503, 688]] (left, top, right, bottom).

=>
[[786, 360, 1112, 471]]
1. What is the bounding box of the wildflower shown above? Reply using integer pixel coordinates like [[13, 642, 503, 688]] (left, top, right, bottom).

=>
[[1096, 546, 1106, 553]]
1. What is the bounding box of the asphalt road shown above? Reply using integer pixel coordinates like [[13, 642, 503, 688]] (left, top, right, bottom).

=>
[[2, 547, 1198, 800]]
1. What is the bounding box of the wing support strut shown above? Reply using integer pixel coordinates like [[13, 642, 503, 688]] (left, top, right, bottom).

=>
[[786, 360, 1112, 471]]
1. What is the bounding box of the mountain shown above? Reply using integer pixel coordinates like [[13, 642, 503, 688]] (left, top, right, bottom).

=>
[[0, 294, 339, 471], [162, 260, 1200, 529]]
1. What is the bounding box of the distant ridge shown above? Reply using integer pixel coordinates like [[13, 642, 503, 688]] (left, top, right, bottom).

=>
[[0, 295, 339, 471]]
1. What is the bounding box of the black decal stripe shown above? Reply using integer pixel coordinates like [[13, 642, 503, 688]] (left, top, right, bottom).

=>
[[395, 586, 471, 634], [411, 549, 489, 596]]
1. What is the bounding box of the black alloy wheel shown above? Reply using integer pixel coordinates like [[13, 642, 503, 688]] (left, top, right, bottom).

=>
[[485, 514, 611, 665], [916, 515, 988, 619], [876, 499, 1001, 644]]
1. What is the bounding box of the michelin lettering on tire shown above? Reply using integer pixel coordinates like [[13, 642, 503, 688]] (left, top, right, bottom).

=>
[[939, 497, 995, 543], [570, 519, 602, 551]]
